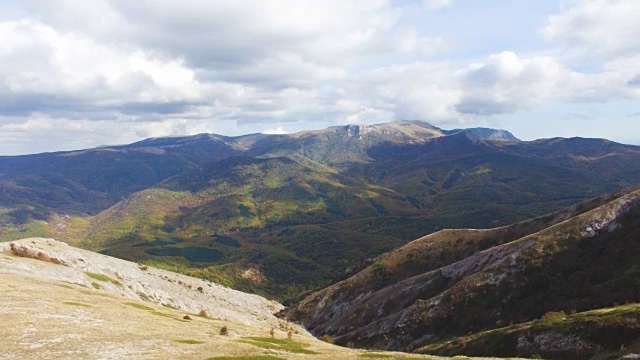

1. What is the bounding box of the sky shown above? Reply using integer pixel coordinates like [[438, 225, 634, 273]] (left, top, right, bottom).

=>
[[1, 0, 640, 155]]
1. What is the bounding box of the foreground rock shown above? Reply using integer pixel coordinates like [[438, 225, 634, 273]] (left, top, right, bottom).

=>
[[1, 238, 284, 328]]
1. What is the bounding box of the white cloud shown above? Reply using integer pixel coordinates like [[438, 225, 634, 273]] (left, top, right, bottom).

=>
[[262, 127, 288, 135], [0, 114, 189, 154], [1, 1, 640, 154], [0, 2, 444, 128], [352, 52, 568, 123], [24, 0, 439, 69], [423, 0, 453, 10], [457, 51, 563, 115], [543, 0, 640, 60], [353, 49, 640, 122], [0, 20, 207, 111], [356, 61, 461, 122]]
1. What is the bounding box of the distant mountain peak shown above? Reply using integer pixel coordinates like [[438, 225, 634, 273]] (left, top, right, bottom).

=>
[[299, 120, 519, 144], [289, 120, 445, 144], [448, 127, 520, 142], [340, 120, 446, 141]]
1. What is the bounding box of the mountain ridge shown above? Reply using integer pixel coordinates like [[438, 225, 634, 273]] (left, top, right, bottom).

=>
[[282, 185, 640, 359]]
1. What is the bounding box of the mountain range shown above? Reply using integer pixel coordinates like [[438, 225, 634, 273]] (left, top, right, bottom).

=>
[[1, 120, 640, 301], [2, 120, 640, 359]]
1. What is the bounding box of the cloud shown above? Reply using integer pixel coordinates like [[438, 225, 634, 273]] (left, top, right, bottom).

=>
[[1, 2, 445, 126], [354, 48, 640, 122], [0, 20, 208, 117], [24, 1, 438, 69], [0, 114, 188, 154], [1, 1, 640, 154], [355, 61, 461, 122], [352, 51, 566, 122], [423, 0, 453, 10], [543, 0, 640, 61], [262, 127, 288, 135], [456, 51, 563, 115]]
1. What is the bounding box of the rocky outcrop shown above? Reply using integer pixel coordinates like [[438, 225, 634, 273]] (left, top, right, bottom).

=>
[[1, 238, 291, 330]]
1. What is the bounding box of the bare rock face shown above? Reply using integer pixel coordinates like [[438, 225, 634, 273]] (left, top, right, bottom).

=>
[[579, 194, 640, 238], [0, 238, 291, 330], [516, 332, 600, 354]]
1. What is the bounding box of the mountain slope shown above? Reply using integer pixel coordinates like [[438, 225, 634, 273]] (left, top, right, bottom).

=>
[[0, 134, 245, 217], [283, 186, 640, 359], [3, 121, 640, 302], [0, 238, 522, 360]]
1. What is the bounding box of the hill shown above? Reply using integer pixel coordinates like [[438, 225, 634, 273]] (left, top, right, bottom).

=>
[[2, 121, 640, 300], [282, 186, 640, 359], [0, 237, 527, 360]]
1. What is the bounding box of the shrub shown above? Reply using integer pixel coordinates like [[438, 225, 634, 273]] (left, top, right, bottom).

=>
[[542, 310, 567, 321], [220, 325, 229, 335], [320, 334, 334, 344], [84, 272, 121, 285]]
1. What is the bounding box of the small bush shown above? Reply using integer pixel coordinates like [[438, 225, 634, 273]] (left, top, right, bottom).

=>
[[84, 272, 121, 285], [542, 310, 567, 321], [359, 354, 392, 359], [199, 309, 209, 318], [174, 339, 205, 344], [63, 301, 91, 307], [320, 334, 334, 344], [220, 325, 229, 335]]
